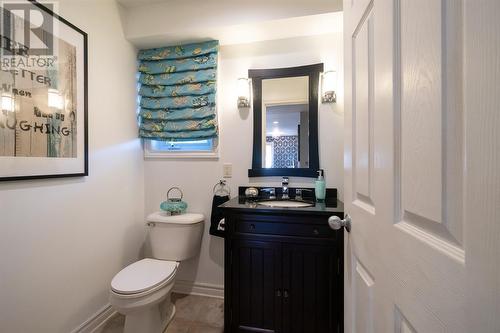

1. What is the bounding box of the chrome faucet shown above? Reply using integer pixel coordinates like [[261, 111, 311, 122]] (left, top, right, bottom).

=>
[[281, 177, 289, 199], [295, 188, 312, 201]]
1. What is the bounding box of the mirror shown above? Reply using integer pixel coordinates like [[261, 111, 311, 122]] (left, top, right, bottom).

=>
[[248, 64, 323, 177], [262, 76, 309, 169]]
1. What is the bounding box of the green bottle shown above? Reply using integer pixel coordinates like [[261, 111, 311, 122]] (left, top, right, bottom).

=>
[[315, 169, 326, 202]]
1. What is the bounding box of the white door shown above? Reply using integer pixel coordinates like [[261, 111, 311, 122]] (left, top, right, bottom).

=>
[[343, 0, 500, 332]]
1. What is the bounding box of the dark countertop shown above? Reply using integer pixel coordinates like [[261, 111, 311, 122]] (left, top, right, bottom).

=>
[[219, 196, 344, 217]]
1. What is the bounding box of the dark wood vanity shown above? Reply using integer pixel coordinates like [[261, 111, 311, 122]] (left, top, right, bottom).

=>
[[220, 189, 344, 333], [226, 61, 343, 332]]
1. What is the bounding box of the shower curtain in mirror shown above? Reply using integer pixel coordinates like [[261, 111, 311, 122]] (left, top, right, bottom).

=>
[[137, 40, 218, 140]]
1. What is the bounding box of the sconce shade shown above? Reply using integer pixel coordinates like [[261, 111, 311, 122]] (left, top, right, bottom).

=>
[[322, 70, 337, 103], [1, 93, 14, 112], [237, 77, 250, 108]]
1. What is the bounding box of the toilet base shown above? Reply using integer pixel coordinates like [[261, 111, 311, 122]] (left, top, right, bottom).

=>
[[122, 294, 176, 333]]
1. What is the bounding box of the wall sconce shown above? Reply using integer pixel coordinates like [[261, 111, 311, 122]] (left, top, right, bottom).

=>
[[321, 70, 337, 103], [48, 89, 64, 112], [1, 93, 14, 113], [237, 77, 251, 108]]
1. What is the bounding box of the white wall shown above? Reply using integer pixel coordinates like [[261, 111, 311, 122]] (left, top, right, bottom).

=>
[[0, 1, 144, 332], [144, 32, 344, 290], [262, 76, 309, 103]]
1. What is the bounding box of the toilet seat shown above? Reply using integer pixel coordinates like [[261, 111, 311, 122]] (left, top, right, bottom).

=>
[[111, 258, 178, 296]]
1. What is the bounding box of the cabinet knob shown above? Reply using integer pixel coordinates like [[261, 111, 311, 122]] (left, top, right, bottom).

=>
[[276, 289, 282, 297], [250, 224, 256, 230], [283, 289, 289, 298], [313, 228, 319, 235]]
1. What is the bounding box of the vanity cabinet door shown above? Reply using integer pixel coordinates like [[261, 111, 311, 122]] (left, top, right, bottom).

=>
[[230, 239, 282, 333], [282, 243, 342, 333]]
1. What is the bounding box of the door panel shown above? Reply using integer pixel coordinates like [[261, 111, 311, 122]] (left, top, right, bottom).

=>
[[464, 1, 500, 331], [394, 307, 417, 333], [344, 0, 466, 332], [352, 1, 375, 213], [282, 243, 341, 333], [397, 0, 464, 248], [231, 239, 282, 333], [352, 257, 374, 333]]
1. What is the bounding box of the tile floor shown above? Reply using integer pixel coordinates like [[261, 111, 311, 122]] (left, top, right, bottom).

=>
[[99, 293, 224, 333]]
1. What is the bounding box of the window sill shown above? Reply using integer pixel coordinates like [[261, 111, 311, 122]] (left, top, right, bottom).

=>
[[144, 149, 220, 160]]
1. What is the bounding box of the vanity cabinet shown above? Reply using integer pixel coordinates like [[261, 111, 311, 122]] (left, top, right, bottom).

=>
[[224, 211, 344, 333]]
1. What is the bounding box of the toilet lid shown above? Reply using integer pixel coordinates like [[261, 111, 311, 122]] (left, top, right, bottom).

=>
[[111, 258, 178, 295], [147, 212, 205, 225]]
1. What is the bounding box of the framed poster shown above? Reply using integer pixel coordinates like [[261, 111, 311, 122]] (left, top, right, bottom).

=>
[[0, 0, 88, 181]]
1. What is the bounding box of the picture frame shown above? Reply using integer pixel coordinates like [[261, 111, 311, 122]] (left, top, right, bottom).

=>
[[0, 0, 88, 181]]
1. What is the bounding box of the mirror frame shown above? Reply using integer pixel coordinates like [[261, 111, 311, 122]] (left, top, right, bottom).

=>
[[248, 63, 323, 177]]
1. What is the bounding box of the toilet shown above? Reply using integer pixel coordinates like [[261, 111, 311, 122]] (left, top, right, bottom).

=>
[[109, 212, 204, 333]]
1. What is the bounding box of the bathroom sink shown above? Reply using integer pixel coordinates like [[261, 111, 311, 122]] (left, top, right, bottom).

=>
[[257, 200, 314, 208]]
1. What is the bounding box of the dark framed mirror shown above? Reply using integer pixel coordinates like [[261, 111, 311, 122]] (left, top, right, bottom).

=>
[[248, 63, 323, 177]]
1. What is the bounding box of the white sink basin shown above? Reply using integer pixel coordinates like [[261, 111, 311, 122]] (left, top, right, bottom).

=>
[[257, 200, 314, 208]]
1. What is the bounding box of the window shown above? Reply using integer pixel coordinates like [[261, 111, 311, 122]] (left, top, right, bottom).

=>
[[144, 138, 218, 159], [151, 139, 214, 151]]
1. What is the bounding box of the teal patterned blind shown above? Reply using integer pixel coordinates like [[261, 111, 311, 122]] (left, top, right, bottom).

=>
[[137, 40, 219, 140]]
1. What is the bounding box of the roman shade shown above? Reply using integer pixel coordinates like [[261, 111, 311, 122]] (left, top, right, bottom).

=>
[[137, 40, 219, 140]]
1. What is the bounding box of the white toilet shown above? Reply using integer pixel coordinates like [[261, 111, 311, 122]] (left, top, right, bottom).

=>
[[109, 212, 204, 333]]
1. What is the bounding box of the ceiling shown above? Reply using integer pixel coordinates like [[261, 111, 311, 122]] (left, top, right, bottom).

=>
[[118, 0, 343, 48], [117, 0, 342, 10], [116, 0, 166, 7]]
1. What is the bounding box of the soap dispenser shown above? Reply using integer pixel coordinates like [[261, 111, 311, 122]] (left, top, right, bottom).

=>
[[315, 169, 326, 202]]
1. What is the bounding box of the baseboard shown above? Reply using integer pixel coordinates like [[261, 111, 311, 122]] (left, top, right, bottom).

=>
[[173, 279, 224, 299], [70, 303, 117, 333]]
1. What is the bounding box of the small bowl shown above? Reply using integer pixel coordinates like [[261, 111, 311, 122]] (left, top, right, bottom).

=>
[[245, 187, 259, 198]]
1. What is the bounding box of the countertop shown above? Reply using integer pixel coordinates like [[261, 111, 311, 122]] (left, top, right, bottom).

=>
[[219, 196, 344, 217]]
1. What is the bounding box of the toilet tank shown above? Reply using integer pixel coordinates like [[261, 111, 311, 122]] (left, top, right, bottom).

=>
[[146, 212, 205, 261]]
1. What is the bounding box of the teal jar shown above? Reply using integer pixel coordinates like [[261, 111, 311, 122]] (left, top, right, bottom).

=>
[[160, 187, 188, 215]]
